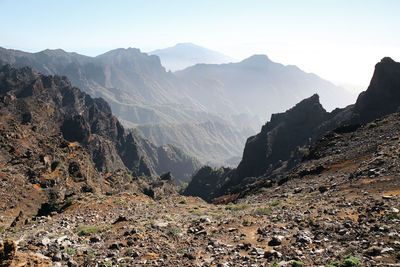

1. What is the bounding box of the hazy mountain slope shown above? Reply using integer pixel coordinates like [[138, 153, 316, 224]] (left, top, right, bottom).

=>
[[137, 121, 254, 165], [176, 55, 356, 119], [0, 47, 209, 124], [149, 43, 234, 71]]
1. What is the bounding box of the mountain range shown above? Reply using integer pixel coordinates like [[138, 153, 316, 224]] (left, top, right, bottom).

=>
[[0, 45, 355, 165]]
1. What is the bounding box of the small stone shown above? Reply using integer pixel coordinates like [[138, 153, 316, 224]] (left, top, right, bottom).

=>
[[68, 259, 78, 267], [52, 252, 62, 262], [264, 249, 282, 259], [109, 243, 119, 250], [90, 236, 100, 243], [268, 235, 283, 246], [381, 247, 394, 253], [364, 246, 382, 256], [41, 237, 51, 247]]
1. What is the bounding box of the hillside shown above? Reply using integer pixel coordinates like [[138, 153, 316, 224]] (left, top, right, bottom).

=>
[[0, 65, 199, 226], [185, 57, 400, 202], [149, 43, 234, 71], [2, 98, 400, 266]]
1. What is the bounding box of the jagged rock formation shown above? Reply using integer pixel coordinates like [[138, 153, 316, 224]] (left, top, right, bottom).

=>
[[354, 57, 400, 123], [235, 94, 330, 180], [184, 166, 233, 202], [186, 57, 400, 202]]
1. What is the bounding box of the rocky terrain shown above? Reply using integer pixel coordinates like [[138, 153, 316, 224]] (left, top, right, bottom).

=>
[[2, 110, 400, 266]]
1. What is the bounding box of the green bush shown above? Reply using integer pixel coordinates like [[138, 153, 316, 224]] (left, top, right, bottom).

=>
[[253, 207, 272, 216], [341, 254, 361, 266], [75, 225, 100, 236], [292, 261, 304, 266], [66, 248, 75, 255], [168, 227, 180, 236]]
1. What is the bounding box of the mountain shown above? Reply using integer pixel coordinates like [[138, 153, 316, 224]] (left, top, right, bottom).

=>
[[0, 47, 254, 165], [185, 57, 400, 201], [149, 43, 234, 71], [0, 46, 356, 165], [0, 47, 203, 124], [176, 54, 356, 118], [0, 65, 199, 193]]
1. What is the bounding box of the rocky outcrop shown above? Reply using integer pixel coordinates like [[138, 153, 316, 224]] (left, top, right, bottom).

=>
[[235, 94, 329, 180], [184, 166, 233, 202], [354, 57, 400, 123]]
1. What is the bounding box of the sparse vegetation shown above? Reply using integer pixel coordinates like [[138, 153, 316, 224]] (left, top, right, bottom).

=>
[[341, 255, 361, 266], [75, 225, 100, 236], [253, 207, 272, 216], [168, 227, 180, 236], [66, 248, 75, 255], [270, 200, 281, 206], [225, 203, 248, 211], [292, 261, 304, 266]]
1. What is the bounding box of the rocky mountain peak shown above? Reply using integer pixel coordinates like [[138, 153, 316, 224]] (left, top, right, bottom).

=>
[[240, 54, 271, 66], [354, 56, 400, 123]]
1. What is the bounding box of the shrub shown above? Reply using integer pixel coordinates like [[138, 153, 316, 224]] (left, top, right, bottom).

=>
[[270, 200, 281, 206], [178, 199, 187, 204], [75, 225, 100, 236], [66, 248, 75, 255], [168, 228, 180, 236], [253, 207, 272, 216], [226, 204, 248, 211], [341, 254, 361, 266]]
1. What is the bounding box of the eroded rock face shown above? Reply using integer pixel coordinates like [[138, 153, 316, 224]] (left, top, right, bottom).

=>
[[236, 94, 329, 180], [354, 57, 400, 123]]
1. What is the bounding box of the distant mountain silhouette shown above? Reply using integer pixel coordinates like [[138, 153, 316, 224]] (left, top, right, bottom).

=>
[[176, 54, 356, 118], [149, 43, 234, 71]]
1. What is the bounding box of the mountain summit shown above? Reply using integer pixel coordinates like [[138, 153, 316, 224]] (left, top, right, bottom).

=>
[[149, 43, 234, 71]]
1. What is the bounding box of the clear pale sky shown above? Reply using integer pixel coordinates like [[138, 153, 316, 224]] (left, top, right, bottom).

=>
[[1, 0, 399, 90]]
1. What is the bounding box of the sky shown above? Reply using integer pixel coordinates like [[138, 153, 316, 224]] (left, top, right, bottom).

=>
[[1, 0, 399, 90]]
